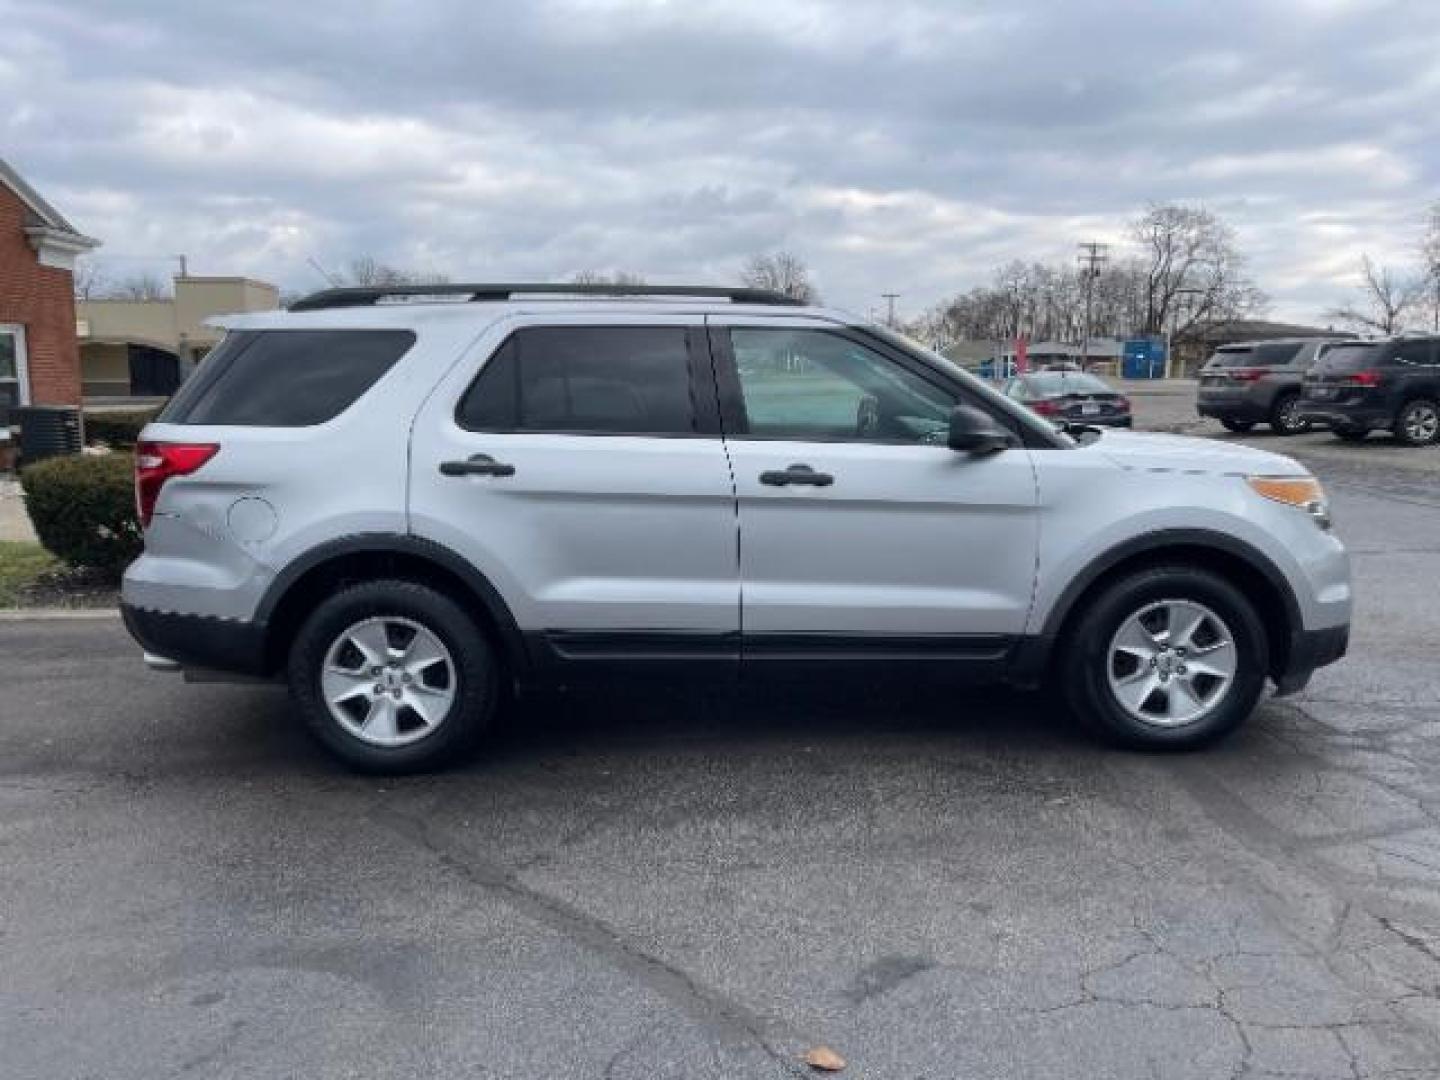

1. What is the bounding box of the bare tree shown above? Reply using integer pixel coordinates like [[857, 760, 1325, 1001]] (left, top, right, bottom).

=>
[[99, 272, 173, 300], [1327, 255, 1423, 335], [740, 251, 818, 303], [570, 270, 647, 286], [72, 258, 108, 299], [342, 256, 450, 287], [1132, 203, 1264, 335]]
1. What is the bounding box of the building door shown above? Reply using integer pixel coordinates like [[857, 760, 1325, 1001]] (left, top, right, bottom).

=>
[[0, 324, 29, 422]]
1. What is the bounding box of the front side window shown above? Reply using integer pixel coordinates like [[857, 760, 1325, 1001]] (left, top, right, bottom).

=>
[[728, 328, 955, 443], [457, 326, 697, 435]]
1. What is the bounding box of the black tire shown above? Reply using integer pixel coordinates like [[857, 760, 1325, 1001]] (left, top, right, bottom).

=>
[[1393, 398, 1440, 447], [1333, 425, 1368, 442], [1059, 565, 1269, 750], [1219, 418, 1255, 433], [1268, 392, 1310, 435], [287, 579, 498, 773]]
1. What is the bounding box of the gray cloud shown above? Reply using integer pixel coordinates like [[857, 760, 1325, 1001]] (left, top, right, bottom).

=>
[[4, 0, 1437, 321]]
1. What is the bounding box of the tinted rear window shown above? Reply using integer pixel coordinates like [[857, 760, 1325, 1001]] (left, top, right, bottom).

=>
[[159, 330, 414, 426], [1207, 342, 1303, 368], [457, 326, 697, 435], [1311, 343, 1386, 375], [1026, 372, 1111, 396]]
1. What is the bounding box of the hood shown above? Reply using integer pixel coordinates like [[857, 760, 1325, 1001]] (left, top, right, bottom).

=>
[[1090, 430, 1309, 477]]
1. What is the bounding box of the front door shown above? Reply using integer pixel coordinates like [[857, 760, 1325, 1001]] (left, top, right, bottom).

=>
[[408, 314, 740, 666], [0, 324, 28, 423], [709, 318, 1039, 659]]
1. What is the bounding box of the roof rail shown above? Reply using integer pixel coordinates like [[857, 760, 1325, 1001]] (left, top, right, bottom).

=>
[[287, 283, 804, 312]]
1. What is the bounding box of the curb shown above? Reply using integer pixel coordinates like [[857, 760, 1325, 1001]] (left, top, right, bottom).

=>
[[0, 607, 121, 621]]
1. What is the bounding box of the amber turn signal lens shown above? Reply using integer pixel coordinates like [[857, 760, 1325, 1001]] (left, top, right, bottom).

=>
[[1246, 476, 1330, 528]]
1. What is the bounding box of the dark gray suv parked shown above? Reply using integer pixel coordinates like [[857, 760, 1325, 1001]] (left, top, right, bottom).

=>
[[1197, 338, 1344, 435]]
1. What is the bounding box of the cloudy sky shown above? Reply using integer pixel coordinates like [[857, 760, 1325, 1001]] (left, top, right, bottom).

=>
[[4, 0, 1438, 322]]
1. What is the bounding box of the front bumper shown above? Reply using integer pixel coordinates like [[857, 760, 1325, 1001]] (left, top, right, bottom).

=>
[[1273, 622, 1350, 695], [122, 603, 271, 677]]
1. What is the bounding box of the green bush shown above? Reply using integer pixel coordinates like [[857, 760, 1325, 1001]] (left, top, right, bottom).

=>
[[19, 452, 141, 575], [84, 408, 161, 448]]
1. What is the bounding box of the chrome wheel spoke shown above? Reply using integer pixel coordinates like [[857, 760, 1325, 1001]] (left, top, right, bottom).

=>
[[323, 666, 373, 706], [1167, 605, 1206, 650], [1166, 677, 1205, 721], [345, 622, 393, 667], [1186, 639, 1236, 680], [1113, 669, 1161, 714], [403, 631, 448, 678], [362, 696, 399, 741], [1112, 618, 1160, 661]]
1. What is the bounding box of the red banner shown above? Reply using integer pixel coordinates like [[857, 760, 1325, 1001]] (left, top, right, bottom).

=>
[[1014, 334, 1029, 374]]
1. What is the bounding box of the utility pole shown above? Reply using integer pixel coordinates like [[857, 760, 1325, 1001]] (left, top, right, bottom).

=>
[[1076, 242, 1108, 370], [881, 293, 900, 328]]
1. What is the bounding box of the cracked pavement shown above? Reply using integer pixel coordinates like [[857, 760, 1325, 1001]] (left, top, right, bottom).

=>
[[2, 438, 1439, 1077]]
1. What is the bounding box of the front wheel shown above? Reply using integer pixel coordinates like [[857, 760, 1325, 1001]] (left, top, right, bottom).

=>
[[1060, 566, 1269, 749], [287, 579, 498, 772], [1393, 399, 1440, 447]]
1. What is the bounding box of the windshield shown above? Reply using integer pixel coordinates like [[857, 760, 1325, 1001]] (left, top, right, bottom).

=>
[[1025, 372, 1112, 396], [1206, 342, 1304, 368], [1310, 343, 1384, 375]]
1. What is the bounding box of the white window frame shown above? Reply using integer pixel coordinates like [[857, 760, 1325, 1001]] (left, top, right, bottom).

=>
[[0, 323, 30, 406]]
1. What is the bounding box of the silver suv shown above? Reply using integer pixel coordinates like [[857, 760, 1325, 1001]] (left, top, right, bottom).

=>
[[122, 285, 1351, 772]]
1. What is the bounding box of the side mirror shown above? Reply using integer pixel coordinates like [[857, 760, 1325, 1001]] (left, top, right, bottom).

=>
[[947, 405, 1013, 456]]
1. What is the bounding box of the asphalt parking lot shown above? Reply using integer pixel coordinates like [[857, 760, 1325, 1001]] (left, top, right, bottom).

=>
[[3, 393, 1439, 1079]]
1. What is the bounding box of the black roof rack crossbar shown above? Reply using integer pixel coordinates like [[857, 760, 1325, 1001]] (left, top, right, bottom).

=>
[[288, 283, 804, 312]]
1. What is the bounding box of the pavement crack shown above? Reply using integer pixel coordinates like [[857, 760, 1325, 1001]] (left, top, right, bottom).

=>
[[374, 807, 808, 1077]]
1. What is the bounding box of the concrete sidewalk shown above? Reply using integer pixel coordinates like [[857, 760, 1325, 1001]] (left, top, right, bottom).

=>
[[1, 479, 38, 543]]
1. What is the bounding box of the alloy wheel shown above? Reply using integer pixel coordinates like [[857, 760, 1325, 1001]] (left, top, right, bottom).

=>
[[1402, 402, 1439, 444], [321, 616, 457, 746], [1106, 599, 1238, 728]]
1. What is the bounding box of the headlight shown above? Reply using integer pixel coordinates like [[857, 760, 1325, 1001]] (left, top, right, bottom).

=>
[[1246, 475, 1331, 529]]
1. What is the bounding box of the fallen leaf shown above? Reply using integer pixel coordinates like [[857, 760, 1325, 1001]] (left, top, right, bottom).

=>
[[803, 1045, 846, 1071]]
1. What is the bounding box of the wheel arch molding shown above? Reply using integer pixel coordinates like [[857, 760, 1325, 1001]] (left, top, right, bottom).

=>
[[1010, 528, 1303, 687], [255, 533, 530, 678]]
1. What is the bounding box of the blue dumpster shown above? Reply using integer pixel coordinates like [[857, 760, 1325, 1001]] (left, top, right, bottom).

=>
[[1122, 338, 1167, 379]]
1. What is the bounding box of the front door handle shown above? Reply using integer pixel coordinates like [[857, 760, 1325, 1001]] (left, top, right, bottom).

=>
[[439, 453, 516, 477], [759, 464, 834, 487]]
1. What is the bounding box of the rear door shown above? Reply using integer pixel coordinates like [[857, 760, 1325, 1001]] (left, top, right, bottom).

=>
[[709, 317, 1039, 657], [408, 313, 740, 663]]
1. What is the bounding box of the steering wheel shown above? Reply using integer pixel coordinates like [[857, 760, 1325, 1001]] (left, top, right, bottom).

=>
[[856, 394, 881, 438]]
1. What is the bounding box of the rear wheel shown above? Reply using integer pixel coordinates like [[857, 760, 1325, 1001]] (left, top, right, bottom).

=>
[[1060, 566, 1268, 749], [1269, 392, 1310, 435], [1393, 399, 1440, 447], [287, 579, 497, 772], [1219, 418, 1255, 433]]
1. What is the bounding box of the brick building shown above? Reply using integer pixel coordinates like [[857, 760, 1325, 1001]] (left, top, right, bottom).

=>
[[0, 157, 100, 417]]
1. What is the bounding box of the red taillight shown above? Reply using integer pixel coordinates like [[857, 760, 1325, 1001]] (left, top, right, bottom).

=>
[[1342, 370, 1383, 387], [1117, 396, 1132, 412], [135, 441, 219, 528], [1228, 368, 1265, 382], [1030, 399, 1061, 416]]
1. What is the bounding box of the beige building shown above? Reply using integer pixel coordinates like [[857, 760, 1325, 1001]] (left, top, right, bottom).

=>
[[76, 275, 279, 399]]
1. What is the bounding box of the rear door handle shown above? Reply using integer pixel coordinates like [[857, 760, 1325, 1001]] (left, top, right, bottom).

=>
[[439, 453, 516, 477], [759, 464, 834, 487]]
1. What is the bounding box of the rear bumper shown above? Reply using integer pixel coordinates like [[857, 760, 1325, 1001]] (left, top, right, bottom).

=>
[[1273, 622, 1350, 696], [121, 603, 271, 677], [1197, 395, 1267, 422]]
